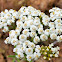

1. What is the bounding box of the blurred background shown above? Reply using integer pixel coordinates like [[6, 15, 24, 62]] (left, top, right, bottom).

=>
[[0, 0, 62, 12], [0, 0, 62, 62]]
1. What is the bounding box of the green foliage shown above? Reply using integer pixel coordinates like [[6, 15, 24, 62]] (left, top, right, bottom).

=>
[[17, 58, 20, 62], [8, 22, 17, 30], [8, 55, 16, 58], [12, 58, 16, 62]]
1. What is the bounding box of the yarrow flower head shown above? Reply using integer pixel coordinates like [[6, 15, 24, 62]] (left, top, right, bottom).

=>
[[3, 6, 62, 62]]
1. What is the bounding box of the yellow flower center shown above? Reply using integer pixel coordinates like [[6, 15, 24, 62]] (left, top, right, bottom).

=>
[[34, 12, 37, 14], [16, 49, 18, 52], [13, 40, 16, 43], [40, 30, 43, 32], [15, 31, 17, 34], [35, 38, 38, 41], [59, 37, 62, 40], [24, 31, 27, 34], [53, 12, 55, 15], [29, 56, 32, 59], [51, 23, 54, 25], [21, 47, 24, 50], [18, 24, 21, 27], [9, 32, 11, 34], [24, 10, 26, 12], [32, 33, 35, 35], [19, 10, 21, 13], [58, 24, 61, 26], [57, 20, 60, 22], [45, 20, 48, 22], [36, 55, 38, 58], [28, 49, 31, 52], [13, 16, 16, 18], [7, 14, 10, 16], [18, 54, 21, 57], [30, 22, 33, 25], [21, 36, 24, 39], [32, 27, 35, 30], [43, 36, 46, 39], [46, 30, 49, 32], [25, 42, 28, 45], [13, 10, 16, 12], [31, 44, 34, 47], [38, 48, 40, 50], [5, 39, 9, 42], [24, 23, 27, 26], [4, 29, 6, 31], [10, 20, 12, 23]]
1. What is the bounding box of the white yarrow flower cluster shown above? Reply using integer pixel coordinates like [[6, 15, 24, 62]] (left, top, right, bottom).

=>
[[49, 7, 62, 42], [4, 6, 43, 61], [0, 9, 18, 32], [4, 6, 61, 61]]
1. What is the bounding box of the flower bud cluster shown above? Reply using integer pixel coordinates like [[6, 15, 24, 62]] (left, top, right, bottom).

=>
[[41, 43, 60, 60]]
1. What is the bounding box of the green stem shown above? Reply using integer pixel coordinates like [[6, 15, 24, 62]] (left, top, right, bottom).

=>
[[12, 58, 16, 62]]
